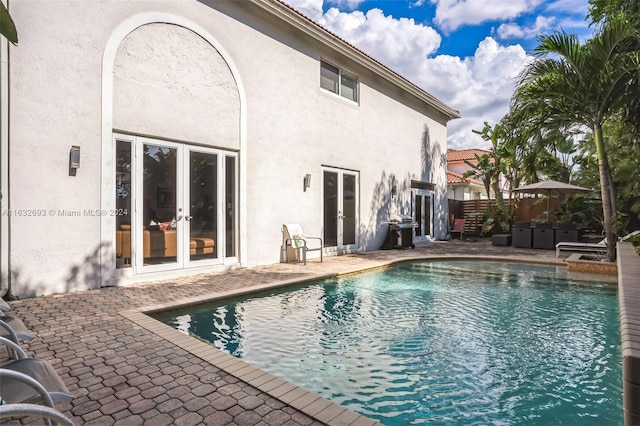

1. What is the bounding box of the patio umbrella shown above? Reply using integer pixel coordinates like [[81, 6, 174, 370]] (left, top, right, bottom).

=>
[[513, 180, 591, 222]]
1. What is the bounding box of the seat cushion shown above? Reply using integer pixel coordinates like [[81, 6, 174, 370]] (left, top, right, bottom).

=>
[[190, 238, 215, 249]]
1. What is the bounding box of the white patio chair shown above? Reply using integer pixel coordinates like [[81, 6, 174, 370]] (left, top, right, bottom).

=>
[[283, 224, 323, 265]]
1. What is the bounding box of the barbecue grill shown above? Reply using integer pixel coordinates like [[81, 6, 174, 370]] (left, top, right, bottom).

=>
[[381, 213, 417, 249]]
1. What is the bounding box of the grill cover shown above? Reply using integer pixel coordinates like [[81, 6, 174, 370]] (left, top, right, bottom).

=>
[[389, 213, 418, 230], [389, 213, 414, 223]]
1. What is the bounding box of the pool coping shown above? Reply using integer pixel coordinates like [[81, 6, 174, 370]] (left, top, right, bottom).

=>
[[617, 242, 640, 425], [120, 254, 606, 425]]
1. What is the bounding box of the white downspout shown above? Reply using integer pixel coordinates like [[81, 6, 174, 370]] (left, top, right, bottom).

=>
[[0, 0, 11, 297]]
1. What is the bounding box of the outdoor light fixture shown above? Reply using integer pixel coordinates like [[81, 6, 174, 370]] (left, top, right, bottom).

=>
[[69, 146, 81, 169], [303, 174, 311, 191]]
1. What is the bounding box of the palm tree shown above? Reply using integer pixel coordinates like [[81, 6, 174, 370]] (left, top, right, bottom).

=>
[[513, 20, 640, 261], [462, 122, 512, 234]]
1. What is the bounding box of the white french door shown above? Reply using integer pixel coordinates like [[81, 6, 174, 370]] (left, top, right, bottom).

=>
[[114, 134, 237, 275], [322, 167, 359, 254], [413, 190, 432, 242]]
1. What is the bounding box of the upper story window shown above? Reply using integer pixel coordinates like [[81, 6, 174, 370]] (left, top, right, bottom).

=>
[[320, 61, 358, 102]]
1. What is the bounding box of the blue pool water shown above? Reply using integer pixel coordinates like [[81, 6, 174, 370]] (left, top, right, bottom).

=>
[[156, 261, 622, 425]]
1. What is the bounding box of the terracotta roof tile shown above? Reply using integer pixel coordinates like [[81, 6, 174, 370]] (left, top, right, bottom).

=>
[[447, 170, 483, 186], [446, 149, 491, 162]]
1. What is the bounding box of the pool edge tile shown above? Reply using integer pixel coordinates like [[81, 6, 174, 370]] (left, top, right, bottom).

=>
[[302, 397, 333, 417], [314, 404, 347, 424], [328, 409, 361, 425], [278, 387, 309, 405]]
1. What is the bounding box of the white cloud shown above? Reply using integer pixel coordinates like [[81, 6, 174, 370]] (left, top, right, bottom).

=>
[[545, 0, 589, 14], [281, 0, 324, 20], [497, 15, 556, 39], [327, 0, 366, 10], [430, 0, 545, 32], [282, 0, 534, 149], [416, 38, 532, 148], [542, 1, 591, 41], [318, 8, 442, 68]]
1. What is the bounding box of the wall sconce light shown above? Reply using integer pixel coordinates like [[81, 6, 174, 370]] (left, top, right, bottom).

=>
[[69, 146, 81, 169], [391, 185, 397, 198], [303, 174, 311, 191]]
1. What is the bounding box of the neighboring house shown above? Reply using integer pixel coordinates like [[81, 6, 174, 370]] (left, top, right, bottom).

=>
[[446, 149, 491, 200], [0, 0, 459, 297], [447, 170, 487, 201]]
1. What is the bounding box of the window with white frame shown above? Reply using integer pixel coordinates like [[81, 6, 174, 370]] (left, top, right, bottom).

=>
[[320, 61, 358, 102]]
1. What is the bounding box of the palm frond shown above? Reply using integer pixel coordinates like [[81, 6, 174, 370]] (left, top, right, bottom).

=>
[[0, 2, 18, 45]]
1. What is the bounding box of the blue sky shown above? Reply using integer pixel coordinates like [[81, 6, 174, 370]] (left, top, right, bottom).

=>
[[283, 0, 593, 148]]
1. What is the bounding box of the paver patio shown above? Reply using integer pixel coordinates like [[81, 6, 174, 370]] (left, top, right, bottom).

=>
[[2, 241, 570, 425]]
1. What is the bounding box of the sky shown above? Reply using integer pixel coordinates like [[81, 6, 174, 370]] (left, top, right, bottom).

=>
[[281, 0, 594, 149]]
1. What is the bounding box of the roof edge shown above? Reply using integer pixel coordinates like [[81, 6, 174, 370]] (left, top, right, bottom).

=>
[[249, 0, 461, 121], [447, 170, 483, 186]]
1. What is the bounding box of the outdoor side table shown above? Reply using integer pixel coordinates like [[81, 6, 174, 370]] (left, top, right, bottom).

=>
[[491, 234, 512, 246]]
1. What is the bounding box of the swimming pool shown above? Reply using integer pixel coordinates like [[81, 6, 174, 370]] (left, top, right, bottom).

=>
[[156, 261, 622, 425]]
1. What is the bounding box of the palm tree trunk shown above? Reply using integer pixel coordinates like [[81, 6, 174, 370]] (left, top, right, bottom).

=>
[[594, 123, 617, 261], [492, 179, 507, 233], [607, 167, 617, 220]]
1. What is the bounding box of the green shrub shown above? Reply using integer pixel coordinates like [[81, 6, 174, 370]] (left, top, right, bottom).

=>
[[625, 234, 640, 255]]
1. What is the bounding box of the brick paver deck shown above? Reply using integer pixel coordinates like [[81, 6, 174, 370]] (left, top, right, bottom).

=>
[[2, 241, 578, 425]]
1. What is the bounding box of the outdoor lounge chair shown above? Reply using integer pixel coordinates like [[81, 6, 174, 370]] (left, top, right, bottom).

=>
[[1, 317, 34, 344], [0, 298, 34, 344], [0, 318, 34, 360], [450, 219, 465, 240], [0, 403, 74, 426], [0, 337, 74, 406], [555, 239, 607, 258], [283, 224, 323, 265], [0, 299, 34, 359], [555, 230, 640, 258], [1, 297, 12, 313]]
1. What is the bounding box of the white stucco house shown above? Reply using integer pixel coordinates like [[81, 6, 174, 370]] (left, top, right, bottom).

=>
[[0, 0, 459, 298], [446, 149, 490, 200]]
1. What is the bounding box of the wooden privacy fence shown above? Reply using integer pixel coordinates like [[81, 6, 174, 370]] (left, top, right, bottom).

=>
[[448, 197, 561, 234]]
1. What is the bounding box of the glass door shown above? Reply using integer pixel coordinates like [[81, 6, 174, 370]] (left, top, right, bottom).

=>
[[185, 149, 218, 265], [413, 191, 432, 242], [342, 172, 357, 247], [323, 167, 359, 254], [138, 141, 182, 273], [114, 134, 237, 276], [184, 148, 237, 267]]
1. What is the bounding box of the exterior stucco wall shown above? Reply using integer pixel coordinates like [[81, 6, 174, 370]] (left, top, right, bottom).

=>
[[8, 1, 117, 296], [113, 23, 240, 149], [5, 0, 453, 296], [225, 2, 449, 264], [448, 185, 488, 201]]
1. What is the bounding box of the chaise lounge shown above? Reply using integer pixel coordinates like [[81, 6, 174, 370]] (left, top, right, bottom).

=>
[[0, 337, 74, 406], [555, 240, 607, 258], [555, 230, 640, 258], [0, 403, 74, 426]]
